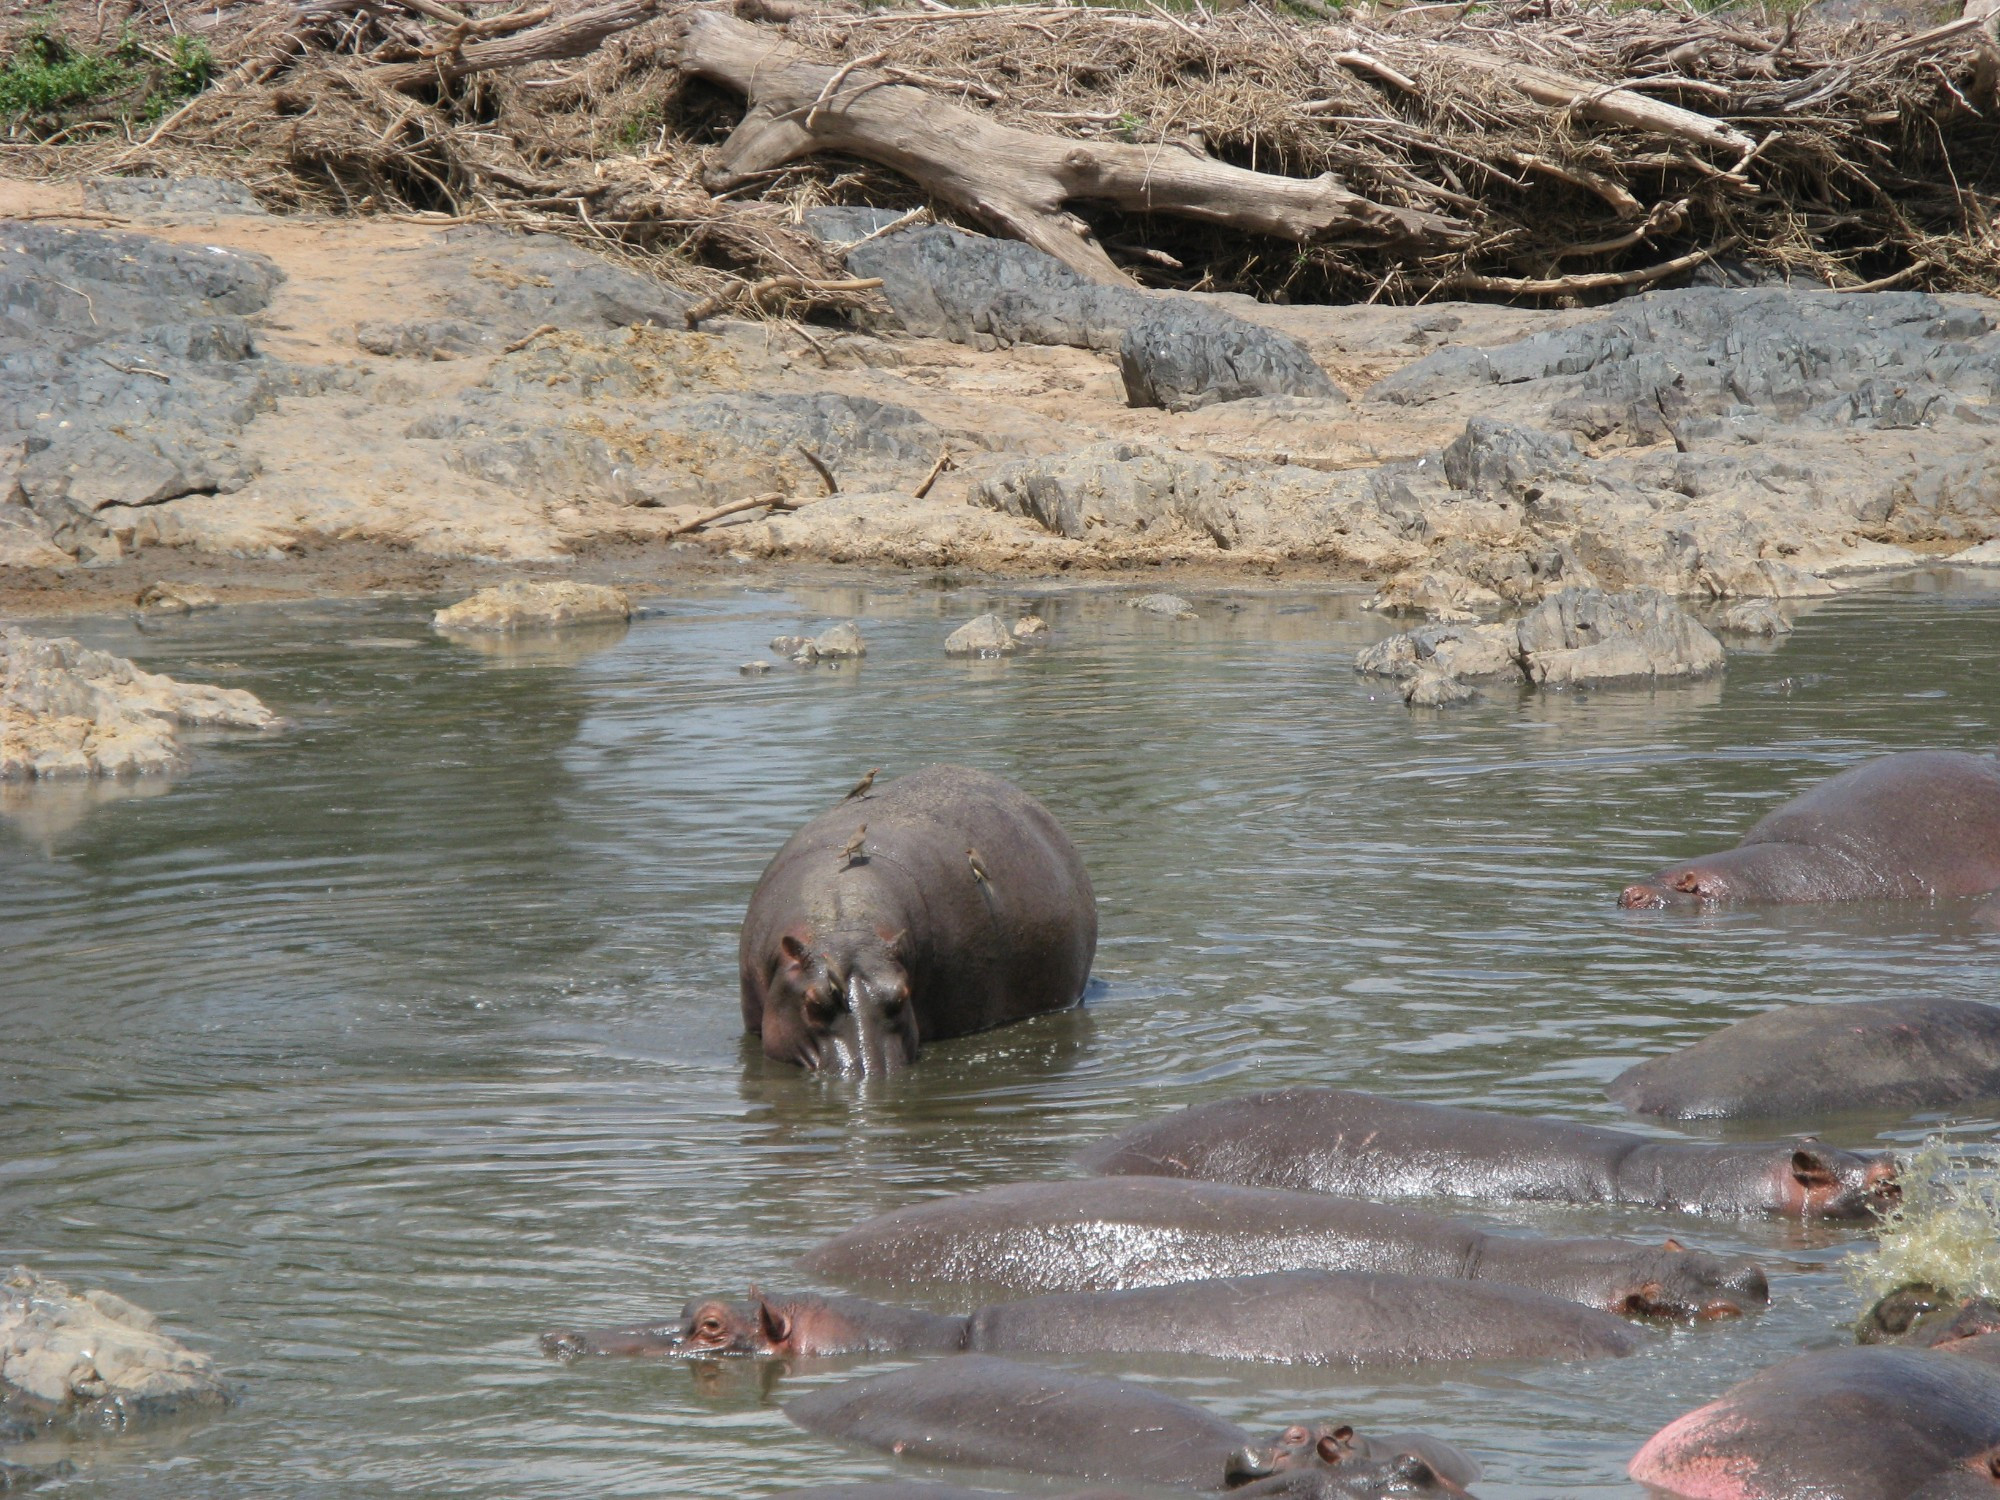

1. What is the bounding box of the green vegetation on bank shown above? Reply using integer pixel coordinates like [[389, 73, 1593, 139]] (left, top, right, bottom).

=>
[[0, 17, 212, 138]]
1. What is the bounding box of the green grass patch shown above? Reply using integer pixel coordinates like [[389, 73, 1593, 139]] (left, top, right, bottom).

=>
[[0, 20, 214, 136]]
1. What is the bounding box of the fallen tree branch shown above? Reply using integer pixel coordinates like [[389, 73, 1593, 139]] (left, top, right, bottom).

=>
[[367, 0, 659, 92], [682, 275, 886, 326], [675, 9, 1472, 286], [1416, 39, 1760, 156], [664, 491, 798, 536], [1442, 236, 1737, 295]]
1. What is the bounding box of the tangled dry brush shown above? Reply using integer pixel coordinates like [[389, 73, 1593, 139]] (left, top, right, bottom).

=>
[[5, 0, 1999, 307]]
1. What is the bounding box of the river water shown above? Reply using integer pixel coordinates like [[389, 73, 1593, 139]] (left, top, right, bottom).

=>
[[5, 572, 2000, 1498]]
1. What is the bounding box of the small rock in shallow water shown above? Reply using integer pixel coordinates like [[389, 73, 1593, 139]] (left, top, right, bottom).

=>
[[0, 1267, 229, 1424], [945, 613, 1016, 657], [134, 583, 219, 615], [432, 581, 631, 633], [1719, 599, 1794, 637], [1403, 668, 1476, 708], [2, 630, 279, 781], [740, 660, 772, 677], [1013, 614, 1048, 639], [0, 1459, 74, 1492], [770, 635, 812, 657], [808, 621, 867, 659], [1129, 593, 1196, 620]]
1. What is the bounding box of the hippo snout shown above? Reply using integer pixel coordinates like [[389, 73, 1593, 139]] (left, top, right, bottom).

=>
[[1618, 883, 1671, 909], [1223, 1445, 1275, 1485]]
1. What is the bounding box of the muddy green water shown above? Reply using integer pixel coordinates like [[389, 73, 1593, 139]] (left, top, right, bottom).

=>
[[5, 573, 2000, 1499]]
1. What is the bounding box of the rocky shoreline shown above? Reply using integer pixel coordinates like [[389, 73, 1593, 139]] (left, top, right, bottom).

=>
[[5, 175, 1997, 632]]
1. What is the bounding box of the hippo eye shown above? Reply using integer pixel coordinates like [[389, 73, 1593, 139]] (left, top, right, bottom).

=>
[[1282, 1426, 1309, 1445]]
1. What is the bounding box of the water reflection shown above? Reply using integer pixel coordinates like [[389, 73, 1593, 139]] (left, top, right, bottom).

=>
[[3, 574, 2000, 1497]]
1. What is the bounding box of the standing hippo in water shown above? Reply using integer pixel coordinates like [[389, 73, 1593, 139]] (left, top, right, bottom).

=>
[[1618, 749, 2000, 909], [798, 1178, 1768, 1319], [539, 1268, 1646, 1366], [1609, 998, 2000, 1121], [741, 765, 1096, 1074], [1629, 1343, 2000, 1500], [1079, 1087, 1898, 1219], [785, 1355, 1478, 1492]]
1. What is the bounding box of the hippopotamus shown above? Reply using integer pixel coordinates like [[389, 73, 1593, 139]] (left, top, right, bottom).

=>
[[540, 1268, 1645, 1366], [797, 1178, 1768, 1319], [785, 1354, 1478, 1492], [741, 765, 1096, 1074], [1228, 1423, 1478, 1499], [1617, 749, 2000, 910], [1629, 1343, 2000, 1500], [1858, 1286, 2000, 1350], [1078, 1087, 1898, 1219], [1610, 998, 2000, 1121]]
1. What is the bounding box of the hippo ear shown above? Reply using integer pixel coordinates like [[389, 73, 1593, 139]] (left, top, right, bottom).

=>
[[1315, 1432, 1351, 1465], [780, 934, 810, 970], [1662, 1238, 1685, 1252], [756, 1300, 792, 1347], [1790, 1146, 1840, 1190]]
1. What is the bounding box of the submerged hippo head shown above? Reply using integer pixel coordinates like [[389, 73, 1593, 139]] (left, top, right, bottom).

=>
[[758, 926, 917, 1075], [1859, 1285, 2000, 1349], [1610, 1241, 1771, 1321], [540, 1294, 806, 1361], [1618, 844, 1850, 910], [1634, 1139, 1900, 1219], [1225, 1424, 1475, 1498]]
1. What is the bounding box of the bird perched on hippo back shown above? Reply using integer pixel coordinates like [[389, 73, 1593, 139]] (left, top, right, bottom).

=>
[[740, 764, 1096, 1075], [1619, 749, 2000, 910]]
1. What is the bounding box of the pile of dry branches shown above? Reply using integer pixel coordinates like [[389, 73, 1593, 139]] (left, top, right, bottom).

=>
[[5, 0, 1998, 304]]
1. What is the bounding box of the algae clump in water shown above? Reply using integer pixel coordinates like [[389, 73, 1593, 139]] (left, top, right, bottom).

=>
[[1847, 1136, 2000, 1309]]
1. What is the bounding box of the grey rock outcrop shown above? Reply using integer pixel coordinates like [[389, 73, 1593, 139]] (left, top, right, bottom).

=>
[[809, 215, 1337, 410], [2, 630, 280, 780], [0, 1267, 229, 1425], [945, 612, 1016, 656], [1356, 587, 1723, 704], [83, 176, 267, 218], [1119, 306, 1340, 412], [1515, 587, 1725, 687], [1719, 599, 1794, 636]]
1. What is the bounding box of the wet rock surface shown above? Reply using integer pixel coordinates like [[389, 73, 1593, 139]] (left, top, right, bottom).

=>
[[0, 1267, 229, 1426], [1, 629, 279, 780]]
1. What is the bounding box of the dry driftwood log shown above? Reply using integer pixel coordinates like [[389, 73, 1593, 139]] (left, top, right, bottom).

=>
[[369, 0, 659, 93], [674, 9, 1472, 286]]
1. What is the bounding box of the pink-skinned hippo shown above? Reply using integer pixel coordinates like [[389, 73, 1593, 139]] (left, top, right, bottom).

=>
[[539, 1268, 1646, 1367], [1629, 1341, 2000, 1500], [1610, 999, 2000, 1122], [1618, 750, 2000, 910], [741, 765, 1095, 1075], [796, 1178, 1768, 1320], [784, 1355, 1479, 1493], [1079, 1087, 1898, 1220]]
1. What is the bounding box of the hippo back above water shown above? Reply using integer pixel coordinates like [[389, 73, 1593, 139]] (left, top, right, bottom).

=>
[[1619, 750, 2000, 909], [741, 764, 1096, 1074], [1079, 1087, 1896, 1219]]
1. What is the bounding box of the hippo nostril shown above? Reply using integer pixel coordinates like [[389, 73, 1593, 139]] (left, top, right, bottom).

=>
[[1695, 1301, 1745, 1321]]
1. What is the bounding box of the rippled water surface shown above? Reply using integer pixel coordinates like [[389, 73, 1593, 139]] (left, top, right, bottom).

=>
[[7, 573, 2000, 1498]]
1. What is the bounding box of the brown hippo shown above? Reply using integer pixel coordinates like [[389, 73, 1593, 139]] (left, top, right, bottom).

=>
[[1629, 1343, 2000, 1500], [1610, 999, 2000, 1121], [539, 1269, 1646, 1366], [1079, 1087, 1898, 1219], [741, 765, 1096, 1074], [1618, 749, 2000, 909], [797, 1178, 1768, 1319], [785, 1355, 1478, 1492]]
